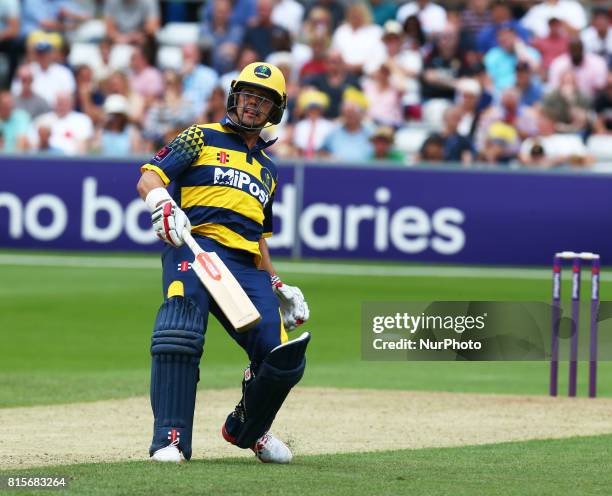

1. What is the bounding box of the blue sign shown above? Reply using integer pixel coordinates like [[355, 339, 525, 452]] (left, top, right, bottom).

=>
[[1, 156, 611, 265]]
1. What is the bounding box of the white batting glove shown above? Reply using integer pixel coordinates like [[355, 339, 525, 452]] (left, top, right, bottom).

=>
[[146, 187, 191, 247], [271, 274, 310, 331]]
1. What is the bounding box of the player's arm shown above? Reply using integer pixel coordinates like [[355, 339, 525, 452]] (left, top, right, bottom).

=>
[[258, 237, 275, 275], [137, 170, 165, 199], [137, 170, 191, 247], [259, 239, 310, 331], [137, 125, 205, 246]]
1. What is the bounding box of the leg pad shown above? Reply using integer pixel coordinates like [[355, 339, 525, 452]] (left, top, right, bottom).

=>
[[225, 332, 311, 448], [149, 297, 205, 460]]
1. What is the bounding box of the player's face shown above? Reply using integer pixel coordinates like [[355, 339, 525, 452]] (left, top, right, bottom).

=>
[[236, 87, 275, 128]]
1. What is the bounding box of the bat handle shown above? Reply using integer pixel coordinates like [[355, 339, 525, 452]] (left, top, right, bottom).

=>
[[182, 229, 198, 254]]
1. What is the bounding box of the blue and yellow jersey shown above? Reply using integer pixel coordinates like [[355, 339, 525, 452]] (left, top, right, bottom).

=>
[[141, 117, 278, 264]]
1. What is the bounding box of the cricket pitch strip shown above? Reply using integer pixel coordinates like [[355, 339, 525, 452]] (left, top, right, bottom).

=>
[[2, 388, 612, 469]]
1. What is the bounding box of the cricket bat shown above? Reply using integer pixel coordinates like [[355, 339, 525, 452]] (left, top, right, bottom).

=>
[[183, 230, 261, 332]]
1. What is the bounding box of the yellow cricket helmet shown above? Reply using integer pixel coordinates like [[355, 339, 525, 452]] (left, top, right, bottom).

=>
[[227, 62, 287, 129]]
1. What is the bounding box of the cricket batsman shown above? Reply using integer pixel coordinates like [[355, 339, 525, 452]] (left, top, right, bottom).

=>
[[136, 62, 310, 464]]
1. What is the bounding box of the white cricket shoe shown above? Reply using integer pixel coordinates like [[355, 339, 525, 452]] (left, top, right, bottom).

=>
[[151, 439, 183, 463], [252, 432, 293, 464]]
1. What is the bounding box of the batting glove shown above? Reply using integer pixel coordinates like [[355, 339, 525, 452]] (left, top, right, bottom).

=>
[[271, 274, 310, 331], [146, 187, 191, 247]]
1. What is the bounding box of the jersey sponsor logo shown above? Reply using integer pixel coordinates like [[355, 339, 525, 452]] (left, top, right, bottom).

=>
[[154, 145, 172, 162], [214, 167, 270, 205], [217, 151, 230, 164]]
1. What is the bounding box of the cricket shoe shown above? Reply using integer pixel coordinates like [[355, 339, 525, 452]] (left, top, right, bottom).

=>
[[150, 439, 184, 463], [252, 432, 293, 464], [221, 425, 293, 464]]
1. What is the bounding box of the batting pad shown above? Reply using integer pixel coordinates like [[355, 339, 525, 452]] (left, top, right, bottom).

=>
[[149, 297, 205, 460], [227, 332, 311, 448]]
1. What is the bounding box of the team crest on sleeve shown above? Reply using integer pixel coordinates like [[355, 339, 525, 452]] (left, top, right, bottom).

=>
[[260, 168, 273, 191], [154, 145, 172, 162]]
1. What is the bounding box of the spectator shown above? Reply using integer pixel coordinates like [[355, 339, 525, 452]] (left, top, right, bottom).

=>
[[128, 45, 164, 102], [104, 70, 146, 124], [104, 0, 160, 45], [0, 91, 31, 152], [304, 0, 345, 32], [31, 91, 94, 155], [11, 32, 76, 107], [322, 88, 373, 161], [203, 86, 229, 123], [592, 73, 612, 134], [243, 0, 290, 60], [463, 61, 494, 109], [373, 20, 422, 115], [396, 0, 447, 36], [33, 118, 63, 154], [200, 0, 245, 75], [370, 0, 398, 27], [13, 65, 50, 119], [580, 8, 612, 64], [519, 113, 594, 167], [303, 49, 361, 119], [421, 24, 465, 101], [0, 0, 21, 88], [75, 65, 105, 125], [455, 78, 484, 138], [484, 25, 540, 94], [299, 33, 330, 81], [460, 0, 492, 51], [531, 17, 570, 73], [515, 61, 543, 107], [521, 0, 586, 38], [369, 125, 405, 162], [92, 38, 114, 84], [301, 7, 334, 41], [91, 94, 143, 156], [331, 2, 385, 75], [362, 62, 403, 127], [21, 0, 88, 39], [142, 70, 197, 147], [272, 0, 304, 38], [200, 0, 256, 27], [402, 14, 427, 52], [541, 70, 590, 134], [292, 89, 334, 158], [479, 120, 520, 164], [440, 105, 475, 164], [548, 38, 607, 99], [476, 1, 530, 54], [181, 44, 218, 116], [475, 87, 539, 161], [417, 133, 445, 162]]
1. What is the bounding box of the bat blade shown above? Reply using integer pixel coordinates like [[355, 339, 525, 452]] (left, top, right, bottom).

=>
[[184, 231, 261, 332]]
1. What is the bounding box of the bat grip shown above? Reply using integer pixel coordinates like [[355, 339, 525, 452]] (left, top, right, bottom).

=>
[[182, 229, 198, 254]]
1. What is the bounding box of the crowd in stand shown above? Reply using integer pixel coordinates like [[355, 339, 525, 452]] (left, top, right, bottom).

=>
[[0, 0, 611, 168]]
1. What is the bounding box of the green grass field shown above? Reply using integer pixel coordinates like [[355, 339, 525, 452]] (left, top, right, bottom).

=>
[[1, 253, 611, 495]]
